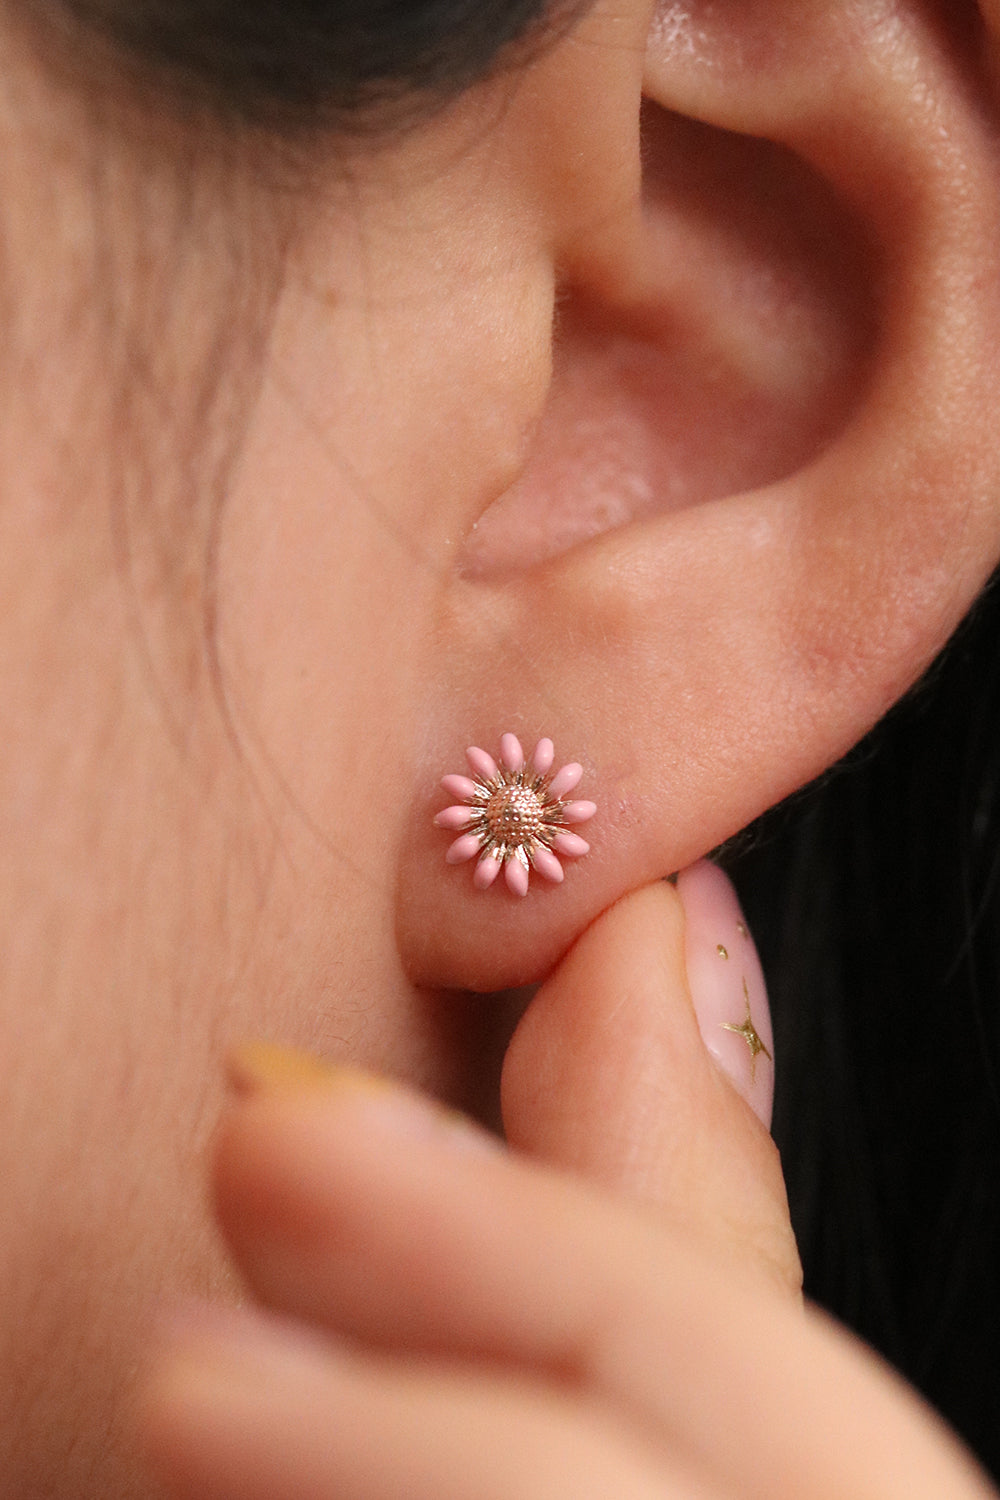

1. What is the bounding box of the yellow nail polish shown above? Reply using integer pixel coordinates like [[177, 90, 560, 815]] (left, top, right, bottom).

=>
[[226, 1042, 503, 1157], [226, 1041, 392, 1100]]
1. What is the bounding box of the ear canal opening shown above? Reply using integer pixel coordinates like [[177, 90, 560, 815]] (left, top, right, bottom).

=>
[[460, 104, 883, 579]]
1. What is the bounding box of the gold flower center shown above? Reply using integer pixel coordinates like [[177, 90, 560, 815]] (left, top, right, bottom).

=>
[[486, 784, 543, 844]]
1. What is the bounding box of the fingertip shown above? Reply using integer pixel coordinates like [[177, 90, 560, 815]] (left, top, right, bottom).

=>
[[500, 880, 699, 1179], [501, 877, 800, 1295]]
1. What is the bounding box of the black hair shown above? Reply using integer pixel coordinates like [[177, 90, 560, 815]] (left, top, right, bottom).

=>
[[729, 570, 1000, 1481], [27, 0, 580, 130]]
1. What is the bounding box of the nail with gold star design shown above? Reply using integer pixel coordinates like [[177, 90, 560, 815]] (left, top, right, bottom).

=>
[[675, 860, 775, 1130]]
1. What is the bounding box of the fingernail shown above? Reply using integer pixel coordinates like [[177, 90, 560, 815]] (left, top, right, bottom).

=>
[[154, 1298, 333, 1370], [226, 1041, 503, 1155], [227, 1041, 392, 1099], [675, 861, 775, 1130]]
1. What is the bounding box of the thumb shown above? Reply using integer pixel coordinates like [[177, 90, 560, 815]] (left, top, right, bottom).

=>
[[500, 866, 802, 1297]]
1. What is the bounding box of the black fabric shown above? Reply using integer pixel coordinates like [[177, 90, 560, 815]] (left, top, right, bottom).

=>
[[730, 572, 1000, 1481]]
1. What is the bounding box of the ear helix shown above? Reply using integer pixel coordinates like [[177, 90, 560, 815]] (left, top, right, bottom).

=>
[[433, 734, 596, 897]]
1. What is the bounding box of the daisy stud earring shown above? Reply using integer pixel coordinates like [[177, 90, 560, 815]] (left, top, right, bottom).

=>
[[434, 734, 596, 896]]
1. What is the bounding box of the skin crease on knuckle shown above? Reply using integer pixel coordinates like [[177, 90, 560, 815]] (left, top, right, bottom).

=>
[[0, 0, 999, 1497]]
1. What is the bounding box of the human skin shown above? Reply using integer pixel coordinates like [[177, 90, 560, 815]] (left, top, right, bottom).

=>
[[2, 0, 1000, 1494], [140, 896, 994, 1500]]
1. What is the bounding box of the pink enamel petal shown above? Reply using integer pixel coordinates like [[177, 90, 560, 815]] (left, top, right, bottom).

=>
[[548, 763, 583, 800], [562, 800, 597, 825], [446, 833, 483, 865], [500, 733, 525, 772], [466, 746, 498, 781], [551, 830, 590, 858], [532, 846, 564, 883], [434, 805, 476, 830], [532, 738, 555, 775], [473, 855, 502, 890], [505, 858, 530, 897], [442, 774, 480, 801]]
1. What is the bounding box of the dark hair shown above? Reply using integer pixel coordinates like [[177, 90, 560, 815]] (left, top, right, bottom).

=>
[[27, 0, 580, 130], [729, 571, 1000, 1482]]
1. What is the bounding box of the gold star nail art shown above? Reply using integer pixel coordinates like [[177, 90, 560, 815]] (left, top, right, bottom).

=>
[[722, 978, 773, 1082]]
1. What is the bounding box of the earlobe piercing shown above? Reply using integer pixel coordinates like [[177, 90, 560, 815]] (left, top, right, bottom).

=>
[[434, 734, 596, 896]]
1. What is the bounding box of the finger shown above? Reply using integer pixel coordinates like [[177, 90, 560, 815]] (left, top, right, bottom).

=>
[[501, 875, 800, 1294], [211, 1067, 996, 1500], [142, 1305, 725, 1500]]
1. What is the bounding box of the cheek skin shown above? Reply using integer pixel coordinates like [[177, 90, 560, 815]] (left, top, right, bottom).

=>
[[0, 606, 500, 1497], [0, 140, 560, 1500]]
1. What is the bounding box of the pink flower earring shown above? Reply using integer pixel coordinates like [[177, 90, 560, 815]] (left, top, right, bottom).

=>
[[434, 734, 596, 896]]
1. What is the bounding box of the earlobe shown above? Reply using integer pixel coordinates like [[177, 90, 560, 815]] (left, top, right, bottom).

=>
[[397, 0, 1000, 992]]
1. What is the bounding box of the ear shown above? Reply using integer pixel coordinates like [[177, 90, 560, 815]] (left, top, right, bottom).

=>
[[398, 0, 1000, 991]]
